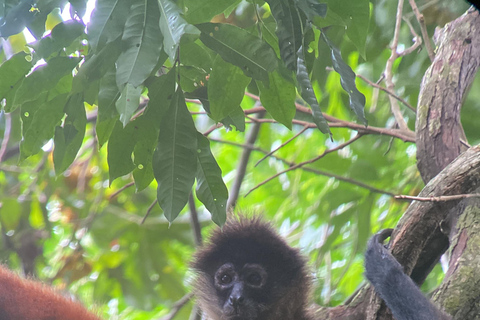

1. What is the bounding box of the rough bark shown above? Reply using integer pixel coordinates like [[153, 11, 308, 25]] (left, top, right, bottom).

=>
[[416, 8, 480, 184]]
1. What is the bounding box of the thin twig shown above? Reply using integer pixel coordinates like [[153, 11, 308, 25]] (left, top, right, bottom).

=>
[[385, 0, 410, 132], [353, 72, 415, 112], [408, 0, 435, 61], [227, 110, 265, 210], [400, 16, 422, 56], [255, 125, 309, 167], [245, 134, 363, 196], [395, 193, 480, 202], [157, 292, 194, 320], [141, 199, 158, 224], [209, 138, 396, 197], [109, 182, 135, 201]]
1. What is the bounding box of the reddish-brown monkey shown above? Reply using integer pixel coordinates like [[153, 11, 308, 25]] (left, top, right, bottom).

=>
[[0, 265, 100, 320]]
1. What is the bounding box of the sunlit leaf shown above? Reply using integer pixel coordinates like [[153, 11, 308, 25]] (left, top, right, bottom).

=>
[[184, 0, 240, 24]]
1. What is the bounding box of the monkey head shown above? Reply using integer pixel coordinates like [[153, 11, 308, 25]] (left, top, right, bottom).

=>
[[192, 216, 311, 320]]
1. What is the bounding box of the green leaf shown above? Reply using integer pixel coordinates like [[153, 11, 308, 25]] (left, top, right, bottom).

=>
[[0, 0, 35, 38], [107, 121, 137, 183], [132, 71, 177, 191], [29, 20, 85, 59], [208, 55, 250, 122], [87, 0, 129, 52], [20, 93, 68, 160], [322, 33, 367, 125], [116, 83, 142, 127], [257, 70, 296, 129], [13, 57, 81, 110], [97, 66, 120, 148], [153, 88, 197, 222], [0, 52, 32, 112], [184, 0, 240, 24], [266, 0, 303, 71], [198, 23, 278, 81], [195, 132, 228, 226], [69, 0, 87, 18], [53, 93, 87, 174], [73, 39, 123, 94], [294, 0, 327, 20], [158, 0, 200, 61], [221, 106, 245, 132], [322, 0, 369, 57], [296, 46, 330, 134], [116, 0, 163, 88], [131, 116, 158, 192]]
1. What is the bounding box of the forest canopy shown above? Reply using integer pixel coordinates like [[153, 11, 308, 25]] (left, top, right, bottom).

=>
[[0, 0, 479, 319]]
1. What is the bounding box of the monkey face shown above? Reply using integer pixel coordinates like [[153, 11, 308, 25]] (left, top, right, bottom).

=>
[[213, 262, 269, 319]]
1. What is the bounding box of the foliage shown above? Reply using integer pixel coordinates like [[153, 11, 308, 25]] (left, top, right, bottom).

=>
[[0, 0, 477, 319]]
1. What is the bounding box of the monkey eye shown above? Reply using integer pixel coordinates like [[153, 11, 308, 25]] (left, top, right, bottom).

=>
[[246, 272, 263, 286], [220, 274, 232, 284]]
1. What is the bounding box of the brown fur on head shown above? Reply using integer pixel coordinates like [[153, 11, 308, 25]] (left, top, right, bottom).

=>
[[192, 216, 313, 320]]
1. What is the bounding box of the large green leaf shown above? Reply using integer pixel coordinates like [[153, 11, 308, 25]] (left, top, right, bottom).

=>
[[87, 0, 129, 52], [97, 65, 120, 148], [321, 0, 369, 57], [295, 0, 327, 20], [198, 23, 278, 82], [73, 39, 123, 94], [322, 33, 367, 125], [13, 57, 81, 111], [153, 88, 197, 222], [29, 20, 85, 60], [158, 0, 200, 61], [53, 93, 87, 174], [116, 83, 142, 127], [132, 71, 177, 191], [184, 0, 240, 24], [116, 0, 163, 88], [107, 121, 137, 183], [296, 46, 330, 134], [0, 52, 32, 112], [257, 70, 296, 129], [195, 132, 228, 226], [266, 0, 303, 71], [208, 55, 250, 122], [20, 93, 68, 160]]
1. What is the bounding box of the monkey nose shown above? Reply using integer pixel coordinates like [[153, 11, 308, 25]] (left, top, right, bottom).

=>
[[229, 295, 245, 307]]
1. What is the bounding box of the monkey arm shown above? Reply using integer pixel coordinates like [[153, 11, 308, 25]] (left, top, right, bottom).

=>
[[0, 265, 101, 320], [364, 229, 451, 320]]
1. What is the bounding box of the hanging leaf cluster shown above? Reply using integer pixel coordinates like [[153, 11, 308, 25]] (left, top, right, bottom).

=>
[[0, 0, 368, 226]]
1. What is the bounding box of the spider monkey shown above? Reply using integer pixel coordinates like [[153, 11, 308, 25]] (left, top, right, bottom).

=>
[[0, 265, 100, 320], [192, 217, 452, 320], [365, 229, 451, 320]]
